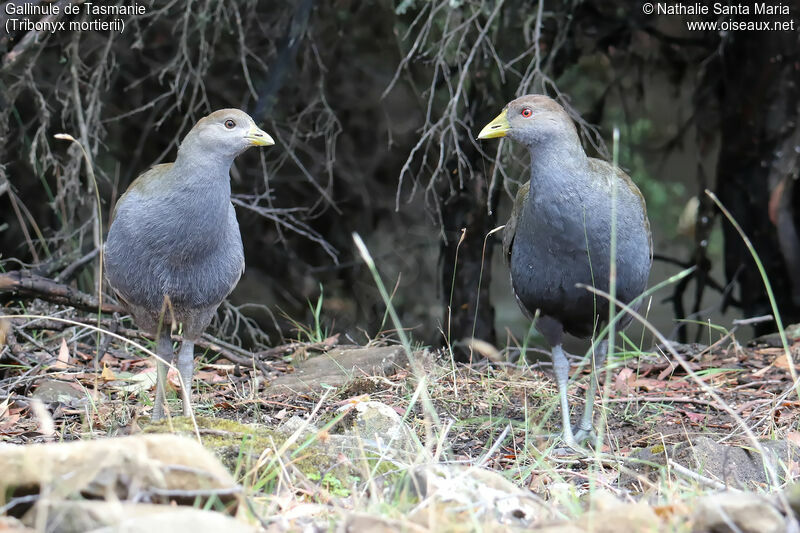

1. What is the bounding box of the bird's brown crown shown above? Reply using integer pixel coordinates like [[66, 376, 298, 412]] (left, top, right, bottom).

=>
[[504, 95, 569, 117], [192, 109, 255, 131]]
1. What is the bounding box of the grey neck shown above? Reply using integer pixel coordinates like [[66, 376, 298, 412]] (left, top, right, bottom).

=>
[[174, 141, 237, 182], [166, 144, 236, 227], [526, 136, 589, 201]]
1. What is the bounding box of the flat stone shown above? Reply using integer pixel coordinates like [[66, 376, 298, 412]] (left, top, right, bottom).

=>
[[346, 400, 418, 456], [341, 513, 427, 533], [626, 437, 799, 489], [266, 345, 408, 394], [0, 516, 32, 533], [691, 492, 785, 533], [405, 464, 552, 530], [23, 501, 256, 533], [673, 437, 798, 489], [0, 434, 239, 516], [32, 379, 98, 407]]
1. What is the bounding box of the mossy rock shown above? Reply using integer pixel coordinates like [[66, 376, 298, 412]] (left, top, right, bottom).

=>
[[142, 416, 402, 496]]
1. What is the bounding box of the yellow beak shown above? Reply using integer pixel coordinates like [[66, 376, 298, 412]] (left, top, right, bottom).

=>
[[477, 109, 510, 139], [245, 125, 275, 146]]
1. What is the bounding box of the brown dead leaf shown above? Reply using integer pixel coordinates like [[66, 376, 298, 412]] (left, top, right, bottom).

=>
[[0, 399, 22, 435], [100, 352, 120, 366], [528, 472, 551, 493], [101, 362, 116, 381], [614, 368, 635, 395], [166, 368, 180, 388], [683, 410, 707, 424], [194, 370, 227, 384], [0, 318, 9, 346], [322, 334, 340, 348], [464, 338, 503, 362], [652, 502, 689, 519], [54, 338, 70, 369], [657, 363, 678, 381], [772, 352, 798, 370], [633, 377, 691, 392]]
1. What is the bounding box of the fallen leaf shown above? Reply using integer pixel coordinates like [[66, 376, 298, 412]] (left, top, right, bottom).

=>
[[54, 338, 70, 369], [772, 353, 799, 370], [112, 370, 158, 394], [633, 377, 691, 391], [653, 502, 689, 519], [465, 337, 503, 362], [0, 400, 22, 434], [194, 370, 227, 384], [0, 318, 9, 346], [614, 368, 635, 394], [683, 411, 707, 423], [101, 362, 116, 381]]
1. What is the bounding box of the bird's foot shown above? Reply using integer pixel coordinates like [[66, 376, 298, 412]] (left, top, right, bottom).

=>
[[151, 405, 165, 421], [549, 428, 599, 456], [573, 427, 599, 448], [551, 437, 589, 457]]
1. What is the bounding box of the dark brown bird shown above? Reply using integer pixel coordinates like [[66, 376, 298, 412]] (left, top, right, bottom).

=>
[[478, 95, 652, 448], [104, 109, 274, 420]]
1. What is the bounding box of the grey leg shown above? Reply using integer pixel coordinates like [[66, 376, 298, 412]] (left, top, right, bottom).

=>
[[551, 343, 578, 448], [176, 340, 194, 417], [152, 330, 174, 421], [536, 317, 579, 449], [574, 339, 608, 444]]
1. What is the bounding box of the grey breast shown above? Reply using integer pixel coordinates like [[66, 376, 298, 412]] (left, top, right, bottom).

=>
[[104, 173, 243, 325], [510, 175, 650, 338]]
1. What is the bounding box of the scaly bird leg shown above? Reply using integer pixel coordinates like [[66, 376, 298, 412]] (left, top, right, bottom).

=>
[[177, 340, 195, 417], [538, 316, 582, 450], [152, 330, 174, 421], [574, 339, 608, 445], [551, 343, 579, 449]]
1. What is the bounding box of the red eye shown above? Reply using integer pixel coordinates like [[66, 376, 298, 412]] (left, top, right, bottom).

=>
[[521, 108, 532, 118]]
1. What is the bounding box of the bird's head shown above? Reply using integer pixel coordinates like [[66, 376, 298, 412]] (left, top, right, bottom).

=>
[[477, 95, 576, 148], [180, 109, 274, 160]]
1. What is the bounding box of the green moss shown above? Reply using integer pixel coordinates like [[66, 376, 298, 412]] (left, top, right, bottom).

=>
[[650, 444, 665, 455], [142, 416, 402, 497], [307, 471, 360, 497]]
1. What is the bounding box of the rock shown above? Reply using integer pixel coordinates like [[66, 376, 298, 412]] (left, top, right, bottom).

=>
[[0, 434, 239, 517], [404, 464, 552, 531], [626, 437, 799, 489], [691, 492, 785, 533], [751, 323, 800, 347], [672, 437, 798, 489], [534, 490, 661, 533], [32, 379, 97, 407], [266, 346, 408, 394], [22, 501, 257, 533], [340, 400, 418, 457], [532, 526, 587, 533], [575, 500, 661, 533], [785, 481, 800, 514], [146, 416, 360, 491], [0, 515, 32, 532], [278, 415, 318, 440], [339, 513, 427, 533]]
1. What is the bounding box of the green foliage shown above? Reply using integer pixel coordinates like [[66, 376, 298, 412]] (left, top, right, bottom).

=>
[[307, 471, 360, 497], [285, 284, 329, 344]]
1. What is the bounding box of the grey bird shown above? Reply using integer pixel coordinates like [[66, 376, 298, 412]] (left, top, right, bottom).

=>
[[478, 95, 652, 449], [104, 109, 274, 420]]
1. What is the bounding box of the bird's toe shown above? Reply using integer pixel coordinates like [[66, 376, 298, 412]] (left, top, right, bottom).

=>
[[572, 427, 598, 447]]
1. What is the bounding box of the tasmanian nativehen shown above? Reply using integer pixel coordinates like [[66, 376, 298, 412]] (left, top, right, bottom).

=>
[[104, 109, 274, 420], [478, 95, 652, 448]]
